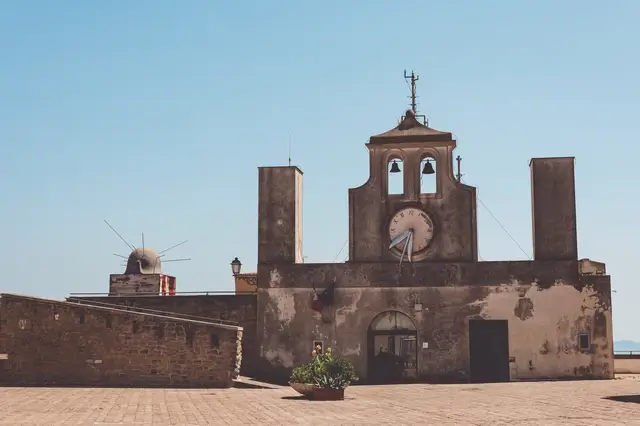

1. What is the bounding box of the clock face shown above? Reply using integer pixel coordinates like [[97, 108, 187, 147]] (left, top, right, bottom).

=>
[[388, 207, 434, 254]]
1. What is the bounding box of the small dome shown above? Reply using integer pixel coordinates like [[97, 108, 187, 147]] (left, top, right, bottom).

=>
[[404, 108, 416, 118], [124, 248, 162, 274]]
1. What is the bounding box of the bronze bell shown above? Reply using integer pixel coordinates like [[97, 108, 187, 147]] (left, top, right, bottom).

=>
[[389, 160, 401, 173], [422, 160, 435, 175]]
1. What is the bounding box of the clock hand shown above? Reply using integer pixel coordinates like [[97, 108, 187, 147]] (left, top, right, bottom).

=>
[[389, 229, 410, 250], [399, 233, 410, 266], [407, 231, 414, 262]]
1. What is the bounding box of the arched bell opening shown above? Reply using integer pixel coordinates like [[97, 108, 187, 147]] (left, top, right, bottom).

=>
[[387, 157, 404, 195], [420, 156, 437, 194], [367, 310, 418, 383]]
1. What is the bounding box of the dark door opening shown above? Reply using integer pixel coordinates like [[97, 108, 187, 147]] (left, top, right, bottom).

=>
[[367, 311, 418, 384], [469, 319, 510, 383]]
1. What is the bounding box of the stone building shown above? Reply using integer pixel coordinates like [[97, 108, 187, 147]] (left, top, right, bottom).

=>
[[255, 107, 613, 383], [74, 103, 613, 385], [0, 88, 613, 387]]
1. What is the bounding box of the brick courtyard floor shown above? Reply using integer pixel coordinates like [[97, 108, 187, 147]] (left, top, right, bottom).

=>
[[1, 376, 639, 425]]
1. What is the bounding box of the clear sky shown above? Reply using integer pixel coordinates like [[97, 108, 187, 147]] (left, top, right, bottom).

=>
[[1, 1, 638, 340]]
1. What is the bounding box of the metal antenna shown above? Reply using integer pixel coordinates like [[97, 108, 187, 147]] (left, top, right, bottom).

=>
[[404, 70, 419, 113], [162, 258, 192, 263], [159, 240, 188, 255], [142, 233, 145, 252], [113, 253, 128, 259], [104, 220, 135, 251], [288, 134, 292, 167], [456, 156, 463, 183]]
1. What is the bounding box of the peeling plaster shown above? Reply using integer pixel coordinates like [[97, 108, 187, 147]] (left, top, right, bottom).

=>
[[258, 280, 612, 382], [342, 344, 361, 356], [264, 348, 294, 368], [274, 292, 295, 327], [514, 298, 534, 320], [478, 283, 599, 379], [269, 269, 282, 288], [334, 291, 362, 327]]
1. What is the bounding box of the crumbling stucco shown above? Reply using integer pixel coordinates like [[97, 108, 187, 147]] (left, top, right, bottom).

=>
[[257, 278, 613, 382], [254, 111, 610, 385], [474, 282, 610, 379]]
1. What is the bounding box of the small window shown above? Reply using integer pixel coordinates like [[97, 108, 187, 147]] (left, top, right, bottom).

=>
[[313, 340, 324, 355], [578, 333, 590, 350]]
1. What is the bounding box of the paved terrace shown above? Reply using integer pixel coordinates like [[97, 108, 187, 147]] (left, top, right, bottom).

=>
[[1, 376, 639, 425]]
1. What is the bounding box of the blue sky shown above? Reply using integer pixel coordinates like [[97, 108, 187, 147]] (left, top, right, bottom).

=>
[[1, 1, 638, 340]]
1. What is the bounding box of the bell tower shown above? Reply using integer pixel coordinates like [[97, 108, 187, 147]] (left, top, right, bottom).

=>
[[348, 72, 478, 263]]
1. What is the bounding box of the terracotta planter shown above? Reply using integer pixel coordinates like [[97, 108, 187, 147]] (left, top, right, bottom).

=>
[[289, 382, 314, 396], [309, 387, 345, 401]]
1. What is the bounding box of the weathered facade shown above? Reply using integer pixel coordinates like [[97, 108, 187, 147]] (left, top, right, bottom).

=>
[[255, 108, 613, 383], [72, 294, 260, 377], [0, 294, 243, 387], [3, 91, 612, 387]]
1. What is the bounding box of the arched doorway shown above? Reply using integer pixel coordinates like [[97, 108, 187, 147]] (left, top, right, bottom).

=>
[[367, 310, 418, 383]]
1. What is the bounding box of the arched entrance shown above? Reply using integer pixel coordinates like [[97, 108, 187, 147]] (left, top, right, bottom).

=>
[[367, 310, 418, 383]]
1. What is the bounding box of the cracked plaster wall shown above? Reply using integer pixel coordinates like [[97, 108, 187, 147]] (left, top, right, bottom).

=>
[[255, 153, 609, 383], [257, 275, 612, 382]]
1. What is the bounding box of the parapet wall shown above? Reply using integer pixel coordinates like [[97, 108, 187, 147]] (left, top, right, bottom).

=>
[[70, 294, 259, 376], [614, 354, 640, 374], [0, 294, 243, 388]]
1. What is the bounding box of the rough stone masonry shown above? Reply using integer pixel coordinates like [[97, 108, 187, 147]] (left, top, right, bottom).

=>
[[0, 294, 243, 387]]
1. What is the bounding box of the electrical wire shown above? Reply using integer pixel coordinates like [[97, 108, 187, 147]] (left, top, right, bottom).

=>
[[461, 177, 532, 260], [332, 239, 348, 263], [334, 167, 530, 265]]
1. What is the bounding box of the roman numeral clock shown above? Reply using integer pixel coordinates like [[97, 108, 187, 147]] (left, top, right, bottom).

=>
[[388, 207, 435, 265]]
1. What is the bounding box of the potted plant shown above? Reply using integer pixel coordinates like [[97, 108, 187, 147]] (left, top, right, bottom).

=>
[[289, 364, 314, 396], [308, 347, 358, 401]]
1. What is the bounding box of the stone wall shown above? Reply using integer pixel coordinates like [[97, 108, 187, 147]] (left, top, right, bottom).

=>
[[256, 261, 613, 383], [71, 294, 258, 376], [0, 294, 243, 387]]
